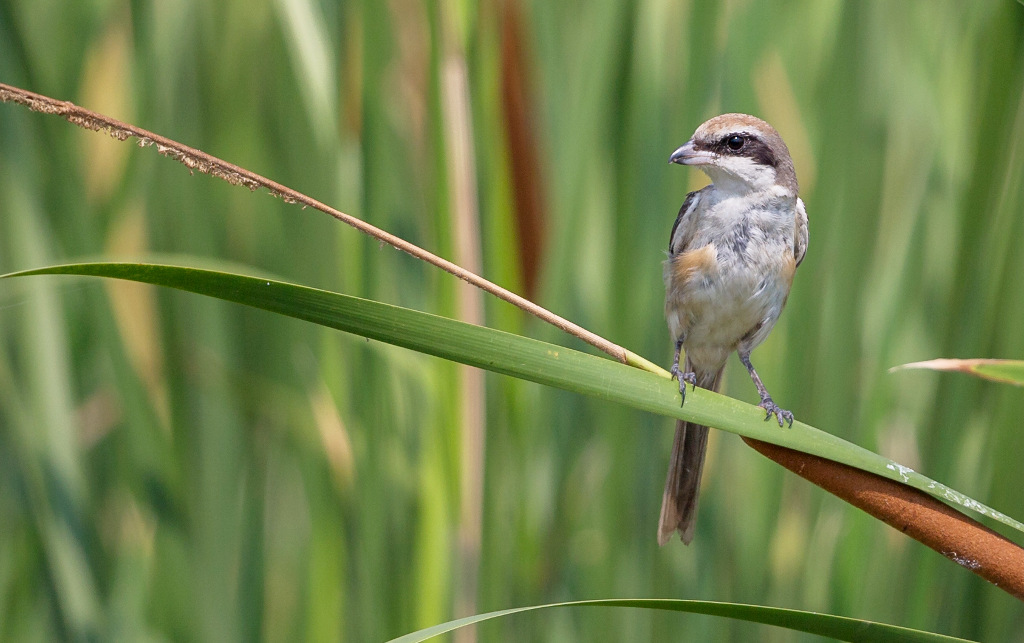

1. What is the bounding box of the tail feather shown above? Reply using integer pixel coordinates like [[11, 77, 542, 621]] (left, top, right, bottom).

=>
[[657, 360, 724, 546]]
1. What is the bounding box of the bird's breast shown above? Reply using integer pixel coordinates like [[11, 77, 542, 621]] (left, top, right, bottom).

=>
[[664, 198, 797, 362]]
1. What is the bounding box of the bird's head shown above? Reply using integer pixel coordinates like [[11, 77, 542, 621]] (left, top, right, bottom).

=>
[[670, 113, 797, 195]]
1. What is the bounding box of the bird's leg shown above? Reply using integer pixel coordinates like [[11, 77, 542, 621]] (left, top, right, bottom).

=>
[[670, 337, 697, 405], [738, 350, 793, 427]]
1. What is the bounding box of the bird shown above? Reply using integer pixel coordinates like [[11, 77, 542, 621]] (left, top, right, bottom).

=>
[[659, 113, 808, 546]]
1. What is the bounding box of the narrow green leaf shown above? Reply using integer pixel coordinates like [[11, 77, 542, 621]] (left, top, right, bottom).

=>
[[890, 359, 1024, 387], [384, 598, 975, 643], [4, 261, 1023, 536]]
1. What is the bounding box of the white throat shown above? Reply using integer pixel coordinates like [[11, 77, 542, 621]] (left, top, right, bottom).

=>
[[701, 156, 781, 194]]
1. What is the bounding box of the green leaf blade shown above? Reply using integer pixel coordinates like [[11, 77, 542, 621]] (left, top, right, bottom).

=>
[[5, 261, 1023, 536], [891, 359, 1024, 386], [385, 599, 975, 643]]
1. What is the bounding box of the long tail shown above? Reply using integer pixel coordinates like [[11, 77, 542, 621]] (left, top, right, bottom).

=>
[[657, 360, 724, 546]]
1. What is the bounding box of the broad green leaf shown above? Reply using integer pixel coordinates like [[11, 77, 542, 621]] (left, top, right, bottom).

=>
[[385, 598, 974, 643], [891, 359, 1024, 387], [4, 261, 1023, 536]]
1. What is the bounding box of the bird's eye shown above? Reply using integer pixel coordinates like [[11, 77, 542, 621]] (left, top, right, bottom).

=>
[[726, 135, 745, 151]]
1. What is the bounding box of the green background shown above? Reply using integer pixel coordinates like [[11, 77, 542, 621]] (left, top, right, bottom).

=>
[[1, 0, 1023, 640]]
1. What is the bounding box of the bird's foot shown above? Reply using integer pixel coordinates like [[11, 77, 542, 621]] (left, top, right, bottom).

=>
[[670, 366, 698, 406], [759, 396, 794, 427]]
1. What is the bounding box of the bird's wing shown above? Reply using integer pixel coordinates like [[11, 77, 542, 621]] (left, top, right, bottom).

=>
[[669, 189, 704, 255], [794, 197, 809, 268]]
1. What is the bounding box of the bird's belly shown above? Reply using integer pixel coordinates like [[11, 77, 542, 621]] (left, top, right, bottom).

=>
[[664, 243, 794, 367]]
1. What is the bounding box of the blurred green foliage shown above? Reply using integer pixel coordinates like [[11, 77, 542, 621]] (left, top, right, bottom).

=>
[[1, 0, 1023, 640]]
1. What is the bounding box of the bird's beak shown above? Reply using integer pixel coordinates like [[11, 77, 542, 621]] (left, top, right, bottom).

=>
[[669, 140, 714, 166]]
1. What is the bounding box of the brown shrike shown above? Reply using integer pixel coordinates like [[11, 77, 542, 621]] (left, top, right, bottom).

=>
[[659, 114, 808, 546]]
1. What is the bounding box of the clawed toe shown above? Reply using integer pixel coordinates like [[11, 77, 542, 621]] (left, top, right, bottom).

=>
[[671, 367, 698, 405], [759, 398, 794, 427]]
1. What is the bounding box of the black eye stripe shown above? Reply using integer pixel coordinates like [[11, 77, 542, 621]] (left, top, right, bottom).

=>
[[696, 132, 778, 168], [744, 139, 778, 168]]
